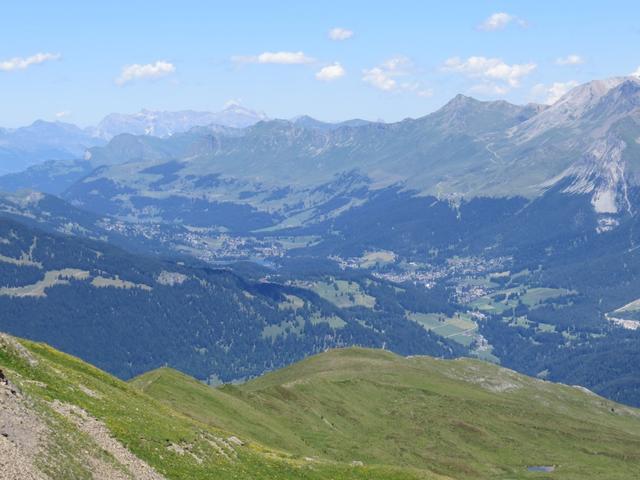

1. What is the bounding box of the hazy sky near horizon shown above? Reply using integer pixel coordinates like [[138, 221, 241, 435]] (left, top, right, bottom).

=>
[[1, 0, 639, 127]]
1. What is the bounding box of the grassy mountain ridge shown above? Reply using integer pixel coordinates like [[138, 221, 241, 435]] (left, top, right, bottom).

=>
[[3, 334, 640, 479], [132, 347, 640, 479], [1, 333, 443, 479]]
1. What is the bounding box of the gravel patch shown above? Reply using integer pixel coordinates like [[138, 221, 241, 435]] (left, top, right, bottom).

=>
[[51, 401, 166, 480]]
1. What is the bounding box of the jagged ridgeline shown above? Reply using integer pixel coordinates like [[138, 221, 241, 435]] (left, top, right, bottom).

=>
[[2, 335, 640, 479]]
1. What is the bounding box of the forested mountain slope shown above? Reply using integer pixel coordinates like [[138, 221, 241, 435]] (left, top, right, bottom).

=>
[[0, 215, 462, 382]]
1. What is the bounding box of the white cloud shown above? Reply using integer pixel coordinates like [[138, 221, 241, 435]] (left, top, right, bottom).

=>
[[232, 51, 314, 65], [0, 52, 60, 72], [55, 111, 71, 119], [381, 57, 411, 71], [115, 60, 175, 86], [223, 99, 242, 108], [443, 56, 536, 89], [531, 80, 579, 104], [469, 83, 510, 96], [362, 57, 431, 97], [632, 66, 640, 77], [417, 89, 434, 98], [316, 63, 345, 81], [555, 54, 584, 66], [403, 83, 434, 97], [362, 56, 411, 91], [478, 12, 525, 31], [328, 27, 354, 41], [363, 67, 397, 91]]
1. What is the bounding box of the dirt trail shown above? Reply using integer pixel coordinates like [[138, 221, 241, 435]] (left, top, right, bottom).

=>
[[51, 401, 167, 480], [0, 369, 48, 480]]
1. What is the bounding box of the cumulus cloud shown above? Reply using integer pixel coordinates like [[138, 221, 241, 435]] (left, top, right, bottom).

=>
[[223, 99, 243, 108], [328, 27, 354, 41], [632, 66, 640, 77], [478, 12, 525, 31], [402, 83, 434, 97], [555, 54, 584, 66], [363, 67, 397, 90], [469, 83, 510, 96], [0, 52, 60, 72], [115, 60, 175, 86], [362, 57, 432, 96], [443, 56, 536, 90], [531, 80, 579, 104], [55, 111, 71, 119], [232, 51, 314, 64], [316, 63, 345, 81], [362, 56, 411, 91]]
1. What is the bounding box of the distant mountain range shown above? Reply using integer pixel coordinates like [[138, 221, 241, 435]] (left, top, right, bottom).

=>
[[90, 103, 269, 139], [0, 120, 104, 174], [7, 77, 640, 203], [0, 103, 269, 174], [39, 76, 640, 231]]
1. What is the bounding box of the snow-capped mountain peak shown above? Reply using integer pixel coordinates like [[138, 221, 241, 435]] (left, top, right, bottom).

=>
[[91, 105, 269, 140]]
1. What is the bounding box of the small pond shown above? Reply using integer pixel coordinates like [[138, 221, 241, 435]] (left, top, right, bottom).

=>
[[527, 466, 555, 473]]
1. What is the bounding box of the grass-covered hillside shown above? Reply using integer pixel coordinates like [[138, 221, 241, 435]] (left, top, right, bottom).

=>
[[0, 333, 447, 480], [3, 333, 640, 479], [133, 348, 640, 480]]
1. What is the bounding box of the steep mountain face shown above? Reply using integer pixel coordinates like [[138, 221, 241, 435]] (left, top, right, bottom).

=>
[[0, 121, 104, 174], [491, 77, 640, 210], [91, 104, 268, 140]]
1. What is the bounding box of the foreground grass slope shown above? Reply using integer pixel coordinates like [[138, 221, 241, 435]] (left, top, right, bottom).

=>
[[133, 348, 640, 480], [0, 334, 446, 480]]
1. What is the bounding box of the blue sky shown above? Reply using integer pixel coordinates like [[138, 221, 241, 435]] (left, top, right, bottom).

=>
[[1, 0, 639, 127]]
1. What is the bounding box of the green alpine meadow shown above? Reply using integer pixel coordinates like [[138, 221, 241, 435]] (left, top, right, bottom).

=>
[[2, 333, 640, 479]]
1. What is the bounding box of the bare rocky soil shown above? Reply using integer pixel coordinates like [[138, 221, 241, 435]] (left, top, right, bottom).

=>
[[0, 335, 166, 480], [0, 369, 48, 480], [51, 401, 166, 480]]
